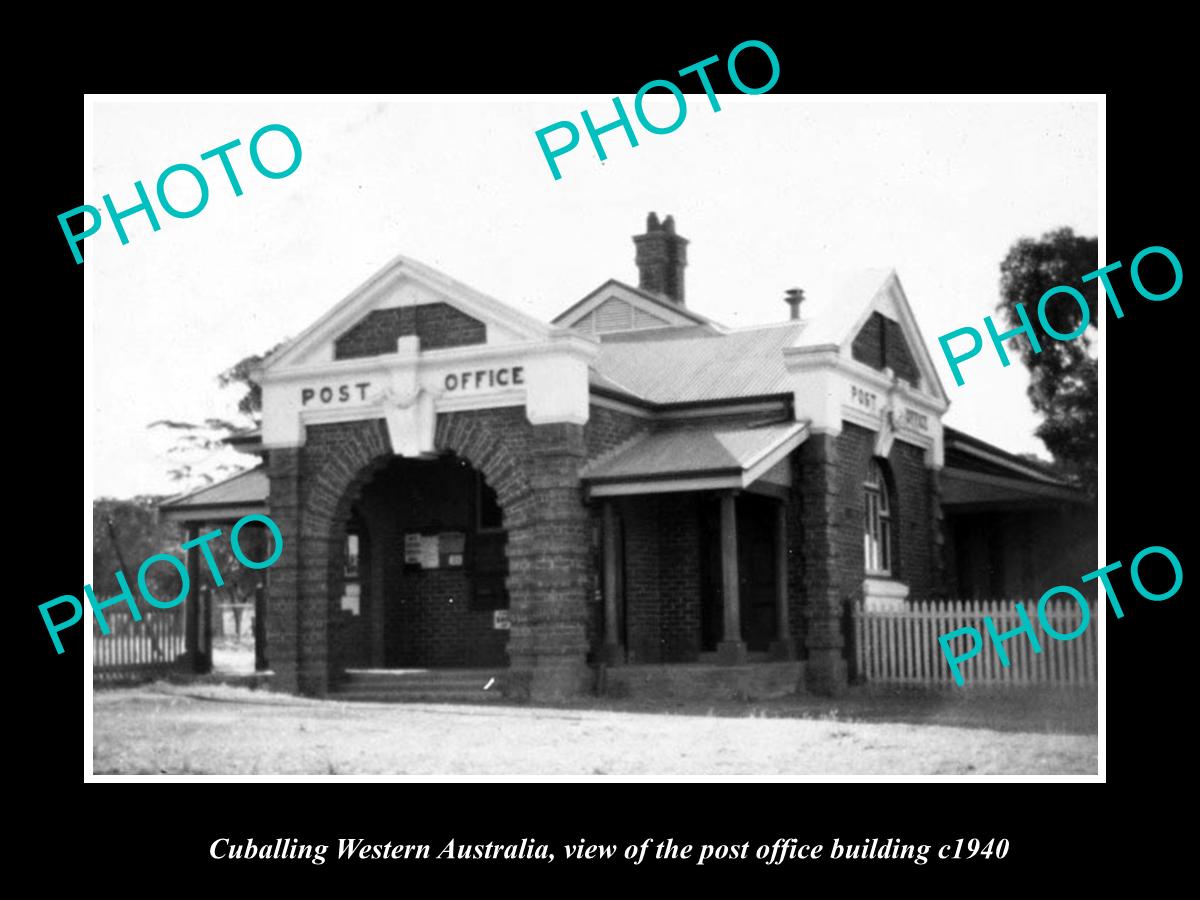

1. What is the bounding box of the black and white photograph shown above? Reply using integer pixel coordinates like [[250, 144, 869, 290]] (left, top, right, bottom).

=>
[[78, 93, 1105, 780]]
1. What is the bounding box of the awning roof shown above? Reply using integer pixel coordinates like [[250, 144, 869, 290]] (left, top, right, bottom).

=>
[[939, 425, 1090, 509], [941, 468, 1086, 509], [581, 420, 808, 497], [160, 467, 269, 522]]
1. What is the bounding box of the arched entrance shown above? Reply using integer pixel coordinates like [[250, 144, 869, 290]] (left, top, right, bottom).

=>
[[265, 409, 594, 699], [326, 452, 512, 673]]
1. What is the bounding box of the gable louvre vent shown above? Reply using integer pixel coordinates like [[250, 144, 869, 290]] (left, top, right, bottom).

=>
[[594, 298, 635, 332], [633, 308, 668, 329]]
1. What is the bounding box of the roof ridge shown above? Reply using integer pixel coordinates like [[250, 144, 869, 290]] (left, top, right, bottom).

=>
[[552, 278, 729, 331]]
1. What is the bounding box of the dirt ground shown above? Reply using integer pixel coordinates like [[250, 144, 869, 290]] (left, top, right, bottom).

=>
[[92, 682, 1097, 776]]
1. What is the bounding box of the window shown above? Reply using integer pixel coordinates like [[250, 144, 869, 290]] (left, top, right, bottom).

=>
[[864, 459, 892, 575]]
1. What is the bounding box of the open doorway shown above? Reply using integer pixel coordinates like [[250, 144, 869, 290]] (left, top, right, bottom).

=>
[[330, 452, 512, 672]]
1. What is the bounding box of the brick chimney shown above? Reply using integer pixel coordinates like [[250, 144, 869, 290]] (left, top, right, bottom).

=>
[[632, 212, 688, 305]]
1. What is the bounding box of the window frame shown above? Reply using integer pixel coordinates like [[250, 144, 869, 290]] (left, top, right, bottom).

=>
[[863, 458, 893, 576]]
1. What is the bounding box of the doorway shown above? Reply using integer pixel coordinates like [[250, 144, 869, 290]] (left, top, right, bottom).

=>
[[332, 452, 511, 671]]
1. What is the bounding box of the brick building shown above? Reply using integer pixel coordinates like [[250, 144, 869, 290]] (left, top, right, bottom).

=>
[[163, 214, 1095, 699]]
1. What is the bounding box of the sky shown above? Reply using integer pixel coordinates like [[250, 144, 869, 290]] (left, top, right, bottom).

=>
[[88, 97, 1099, 499]]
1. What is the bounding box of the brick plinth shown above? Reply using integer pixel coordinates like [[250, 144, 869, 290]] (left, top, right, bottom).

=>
[[930, 466, 947, 596], [797, 433, 847, 694], [266, 447, 301, 694], [504, 422, 593, 700]]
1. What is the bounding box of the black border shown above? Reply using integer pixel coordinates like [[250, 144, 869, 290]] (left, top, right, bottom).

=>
[[24, 23, 1191, 888]]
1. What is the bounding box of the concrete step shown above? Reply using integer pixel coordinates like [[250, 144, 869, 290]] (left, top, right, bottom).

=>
[[333, 668, 508, 703], [337, 690, 506, 704], [697, 651, 772, 664], [342, 668, 499, 681], [338, 680, 501, 694], [339, 679, 501, 691]]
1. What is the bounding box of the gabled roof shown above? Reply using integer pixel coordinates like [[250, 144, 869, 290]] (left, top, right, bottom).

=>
[[552, 278, 723, 330], [259, 253, 558, 374], [792, 268, 950, 405], [565, 268, 949, 409]]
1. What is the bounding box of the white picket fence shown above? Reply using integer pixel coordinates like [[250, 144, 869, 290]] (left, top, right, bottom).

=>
[[853, 598, 1097, 687]]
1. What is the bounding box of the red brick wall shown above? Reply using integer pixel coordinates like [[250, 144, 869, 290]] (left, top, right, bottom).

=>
[[657, 493, 702, 661], [834, 423, 872, 607], [585, 404, 648, 458], [834, 422, 935, 605], [603, 492, 704, 664], [851, 312, 920, 386], [795, 433, 844, 690], [333, 303, 487, 359], [387, 567, 506, 668], [621, 495, 662, 662], [890, 437, 935, 600]]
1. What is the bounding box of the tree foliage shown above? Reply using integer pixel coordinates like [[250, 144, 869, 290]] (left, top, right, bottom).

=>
[[997, 227, 1098, 497], [217, 345, 283, 419], [148, 342, 285, 491], [93, 497, 269, 605], [92, 496, 185, 599]]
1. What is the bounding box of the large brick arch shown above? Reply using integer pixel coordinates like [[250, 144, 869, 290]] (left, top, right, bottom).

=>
[[434, 408, 536, 527], [267, 408, 592, 699], [433, 409, 592, 695]]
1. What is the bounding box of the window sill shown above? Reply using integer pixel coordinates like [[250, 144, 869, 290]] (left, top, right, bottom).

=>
[[863, 576, 909, 612]]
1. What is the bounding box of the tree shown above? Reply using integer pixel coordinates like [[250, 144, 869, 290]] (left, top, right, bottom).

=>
[[148, 342, 284, 492], [93, 496, 271, 608], [92, 496, 185, 599], [997, 227, 1098, 497]]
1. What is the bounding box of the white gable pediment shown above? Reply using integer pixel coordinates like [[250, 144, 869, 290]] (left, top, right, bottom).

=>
[[842, 271, 949, 406], [784, 269, 950, 467], [254, 253, 598, 450], [262, 254, 553, 372]]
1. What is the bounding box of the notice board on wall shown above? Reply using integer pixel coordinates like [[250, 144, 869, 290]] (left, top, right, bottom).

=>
[[404, 532, 467, 569], [403, 533, 430, 567], [439, 532, 466, 567]]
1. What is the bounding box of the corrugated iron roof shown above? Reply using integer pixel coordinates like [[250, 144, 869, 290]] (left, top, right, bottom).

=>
[[942, 425, 1065, 483], [941, 469, 1085, 507], [582, 421, 803, 481], [591, 322, 803, 405], [161, 467, 269, 509]]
